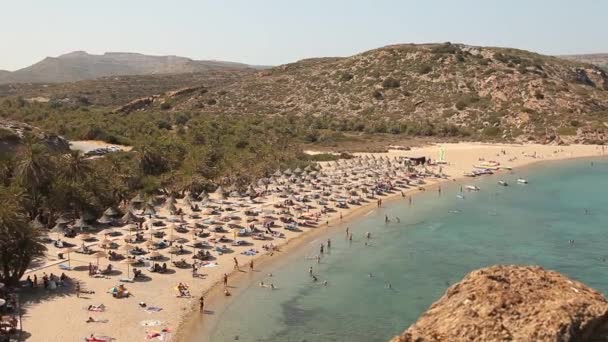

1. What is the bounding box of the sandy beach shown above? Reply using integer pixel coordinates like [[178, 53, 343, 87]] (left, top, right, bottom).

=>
[[17, 142, 606, 342]]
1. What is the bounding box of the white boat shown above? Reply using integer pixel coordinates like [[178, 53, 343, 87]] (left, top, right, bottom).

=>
[[456, 194, 465, 200], [465, 185, 480, 191], [498, 180, 508, 186], [517, 178, 528, 184]]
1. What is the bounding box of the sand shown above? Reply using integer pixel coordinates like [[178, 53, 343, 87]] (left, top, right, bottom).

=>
[[18, 142, 606, 342]]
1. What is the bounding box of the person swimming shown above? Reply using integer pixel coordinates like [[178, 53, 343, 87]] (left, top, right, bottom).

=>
[[368, 273, 373, 278]]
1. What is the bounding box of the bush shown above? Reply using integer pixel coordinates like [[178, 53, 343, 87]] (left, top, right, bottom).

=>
[[339, 73, 354, 82], [372, 90, 383, 100], [156, 120, 172, 130], [160, 102, 171, 110], [482, 126, 501, 137], [417, 65, 432, 75], [0, 128, 20, 143], [382, 77, 401, 89]]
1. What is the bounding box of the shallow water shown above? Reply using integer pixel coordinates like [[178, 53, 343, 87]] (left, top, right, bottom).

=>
[[204, 158, 608, 342]]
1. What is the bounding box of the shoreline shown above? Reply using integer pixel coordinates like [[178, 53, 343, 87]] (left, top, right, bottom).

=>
[[176, 145, 607, 342], [18, 142, 606, 342]]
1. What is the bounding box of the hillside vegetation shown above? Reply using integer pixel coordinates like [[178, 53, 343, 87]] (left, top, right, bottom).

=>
[[146, 43, 608, 143]]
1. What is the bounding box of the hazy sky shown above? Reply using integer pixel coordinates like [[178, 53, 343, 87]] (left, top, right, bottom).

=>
[[1, 0, 607, 71]]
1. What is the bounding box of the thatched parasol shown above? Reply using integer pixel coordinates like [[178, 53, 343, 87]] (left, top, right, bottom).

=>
[[121, 258, 138, 278], [92, 251, 107, 266]]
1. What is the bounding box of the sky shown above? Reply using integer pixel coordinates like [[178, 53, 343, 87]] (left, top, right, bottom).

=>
[[1, 0, 607, 71]]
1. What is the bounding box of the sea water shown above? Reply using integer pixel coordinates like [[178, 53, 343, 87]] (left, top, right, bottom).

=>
[[205, 158, 608, 342]]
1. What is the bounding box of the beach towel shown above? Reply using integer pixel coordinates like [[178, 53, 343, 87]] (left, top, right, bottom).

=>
[[202, 262, 219, 268], [145, 306, 163, 312], [140, 320, 162, 327], [59, 264, 72, 271]]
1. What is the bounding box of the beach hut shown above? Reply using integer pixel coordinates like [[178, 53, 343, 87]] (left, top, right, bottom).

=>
[[55, 214, 72, 225], [121, 210, 139, 224], [73, 217, 90, 231], [143, 204, 156, 216], [165, 202, 178, 213], [97, 214, 114, 225], [50, 223, 66, 240], [273, 170, 282, 177], [104, 207, 121, 217]]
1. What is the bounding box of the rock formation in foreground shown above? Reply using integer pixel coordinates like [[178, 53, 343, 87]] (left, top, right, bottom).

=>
[[392, 265, 608, 342]]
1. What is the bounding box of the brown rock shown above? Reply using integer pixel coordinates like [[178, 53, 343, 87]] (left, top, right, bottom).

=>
[[391, 265, 608, 342]]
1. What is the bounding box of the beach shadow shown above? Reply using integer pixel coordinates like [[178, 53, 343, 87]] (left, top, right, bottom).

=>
[[157, 269, 176, 275], [73, 265, 90, 272], [134, 275, 152, 283]]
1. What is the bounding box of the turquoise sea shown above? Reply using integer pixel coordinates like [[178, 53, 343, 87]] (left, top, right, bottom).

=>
[[202, 158, 608, 342]]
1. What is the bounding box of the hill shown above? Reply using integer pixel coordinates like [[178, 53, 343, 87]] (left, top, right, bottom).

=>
[[0, 51, 260, 84], [561, 53, 608, 71], [392, 265, 608, 341], [152, 43, 608, 142], [0, 70, 252, 106]]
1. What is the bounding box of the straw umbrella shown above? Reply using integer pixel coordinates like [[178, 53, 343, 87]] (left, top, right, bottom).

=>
[[120, 243, 134, 258], [168, 246, 180, 261], [50, 223, 66, 240], [79, 233, 94, 242], [149, 251, 162, 260], [63, 247, 76, 268], [121, 258, 138, 278], [92, 251, 107, 266]]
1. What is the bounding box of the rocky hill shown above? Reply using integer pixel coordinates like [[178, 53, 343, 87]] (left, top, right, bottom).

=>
[[392, 265, 608, 342], [0, 70, 252, 106], [154, 43, 608, 143], [0, 51, 259, 84], [0, 119, 69, 153], [561, 53, 608, 71]]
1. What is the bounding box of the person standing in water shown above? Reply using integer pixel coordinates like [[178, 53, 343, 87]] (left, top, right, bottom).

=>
[[408, 196, 412, 206], [309, 266, 313, 276], [349, 233, 353, 242], [320, 244, 324, 254], [346, 227, 349, 238], [327, 239, 331, 249]]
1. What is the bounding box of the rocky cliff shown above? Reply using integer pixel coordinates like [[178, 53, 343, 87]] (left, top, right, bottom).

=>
[[392, 265, 608, 342]]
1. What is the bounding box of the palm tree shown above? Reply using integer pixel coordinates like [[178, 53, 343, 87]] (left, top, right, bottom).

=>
[[60, 150, 92, 182], [13, 140, 52, 191], [0, 186, 47, 285]]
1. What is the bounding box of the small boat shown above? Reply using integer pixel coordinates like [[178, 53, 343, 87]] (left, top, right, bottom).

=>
[[466, 185, 480, 191], [456, 194, 465, 200], [517, 178, 528, 184], [498, 180, 508, 186]]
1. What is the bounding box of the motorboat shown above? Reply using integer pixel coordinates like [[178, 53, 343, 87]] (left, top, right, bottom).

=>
[[465, 185, 480, 191], [517, 178, 528, 184], [498, 180, 508, 186]]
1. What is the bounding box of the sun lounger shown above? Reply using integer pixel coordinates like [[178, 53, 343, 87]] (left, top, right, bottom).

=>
[[59, 264, 72, 271]]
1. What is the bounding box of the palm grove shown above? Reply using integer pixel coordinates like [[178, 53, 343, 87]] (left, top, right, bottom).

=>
[[0, 99, 317, 285]]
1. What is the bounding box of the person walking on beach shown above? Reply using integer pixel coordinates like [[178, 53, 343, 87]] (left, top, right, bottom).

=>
[[192, 263, 198, 278], [223, 273, 228, 287], [233, 257, 239, 270], [75, 281, 80, 298], [249, 260, 254, 271], [199, 296, 205, 313]]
